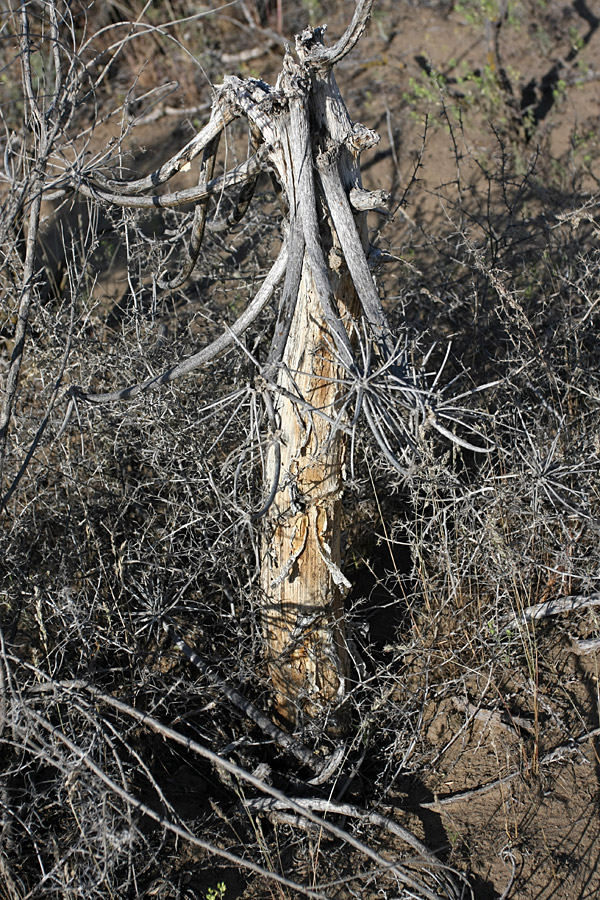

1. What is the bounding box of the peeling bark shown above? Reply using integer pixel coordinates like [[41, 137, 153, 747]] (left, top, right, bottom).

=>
[[260, 61, 372, 733], [261, 261, 359, 733]]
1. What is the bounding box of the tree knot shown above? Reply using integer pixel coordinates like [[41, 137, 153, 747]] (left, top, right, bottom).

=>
[[347, 123, 380, 156]]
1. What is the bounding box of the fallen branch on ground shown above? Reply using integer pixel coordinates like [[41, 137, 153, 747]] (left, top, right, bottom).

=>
[[504, 593, 600, 630], [421, 725, 600, 809]]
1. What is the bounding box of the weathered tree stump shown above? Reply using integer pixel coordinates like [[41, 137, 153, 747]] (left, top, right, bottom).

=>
[[63, 0, 401, 734], [240, 29, 386, 732]]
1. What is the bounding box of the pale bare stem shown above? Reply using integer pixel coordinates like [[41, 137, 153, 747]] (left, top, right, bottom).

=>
[[156, 132, 221, 290], [209, 123, 263, 232], [0, 177, 44, 485], [296, 0, 375, 69], [265, 214, 304, 369], [46, 0, 63, 117], [18, 1, 42, 129], [243, 798, 469, 899], [0, 2, 56, 488], [85, 105, 236, 195], [317, 156, 395, 359], [288, 98, 355, 367], [250, 388, 281, 521], [504, 592, 600, 629], [65, 236, 288, 405], [15, 708, 331, 900], [161, 618, 324, 770], [10, 4, 600, 898], [15, 668, 461, 900], [75, 152, 264, 208], [0, 277, 75, 511]]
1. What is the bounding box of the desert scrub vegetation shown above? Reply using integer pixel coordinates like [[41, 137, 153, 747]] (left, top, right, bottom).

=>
[[1, 1, 600, 898]]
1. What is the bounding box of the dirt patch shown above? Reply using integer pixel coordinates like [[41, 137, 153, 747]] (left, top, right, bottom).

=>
[[381, 616, 600, 898]]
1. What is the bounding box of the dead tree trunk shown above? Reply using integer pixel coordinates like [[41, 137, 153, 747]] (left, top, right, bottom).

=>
[[190, 18, 390, 733], [258, 59, 380, 732], [260, 257, 356, 733], [63, 0, 402, 734]]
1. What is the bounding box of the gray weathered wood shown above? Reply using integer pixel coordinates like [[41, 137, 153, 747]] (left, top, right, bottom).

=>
[[65, 0, 385, 733]]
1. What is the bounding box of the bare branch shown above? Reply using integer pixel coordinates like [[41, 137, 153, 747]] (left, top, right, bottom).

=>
[[296, 0, 375, 69], [19, 708, 330, 900], [65, 236, 288, 405], [0, 183, 44, 485], [250, 388, 281, 521], [243, 796, 470, 898], [21, 680, 460, 900], [265, 214, 304, 370], [162, 618, 324, 771], [0, 279, 75, 512], [86, 104, 236, 196], [74, 151, 265, 209], [318, 154, 395, 359], [504, 592, 600, 630], [288, 98, 354, 367], [209, 124, 262, 232], [157, 131, 220, 290]]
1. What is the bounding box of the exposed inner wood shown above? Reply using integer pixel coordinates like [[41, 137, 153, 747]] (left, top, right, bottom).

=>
[[261, 261, 360, 733], [259, 63, 370, 734]]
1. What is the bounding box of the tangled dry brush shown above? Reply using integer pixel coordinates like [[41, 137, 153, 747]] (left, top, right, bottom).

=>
[[1, 1, 599, 898]]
